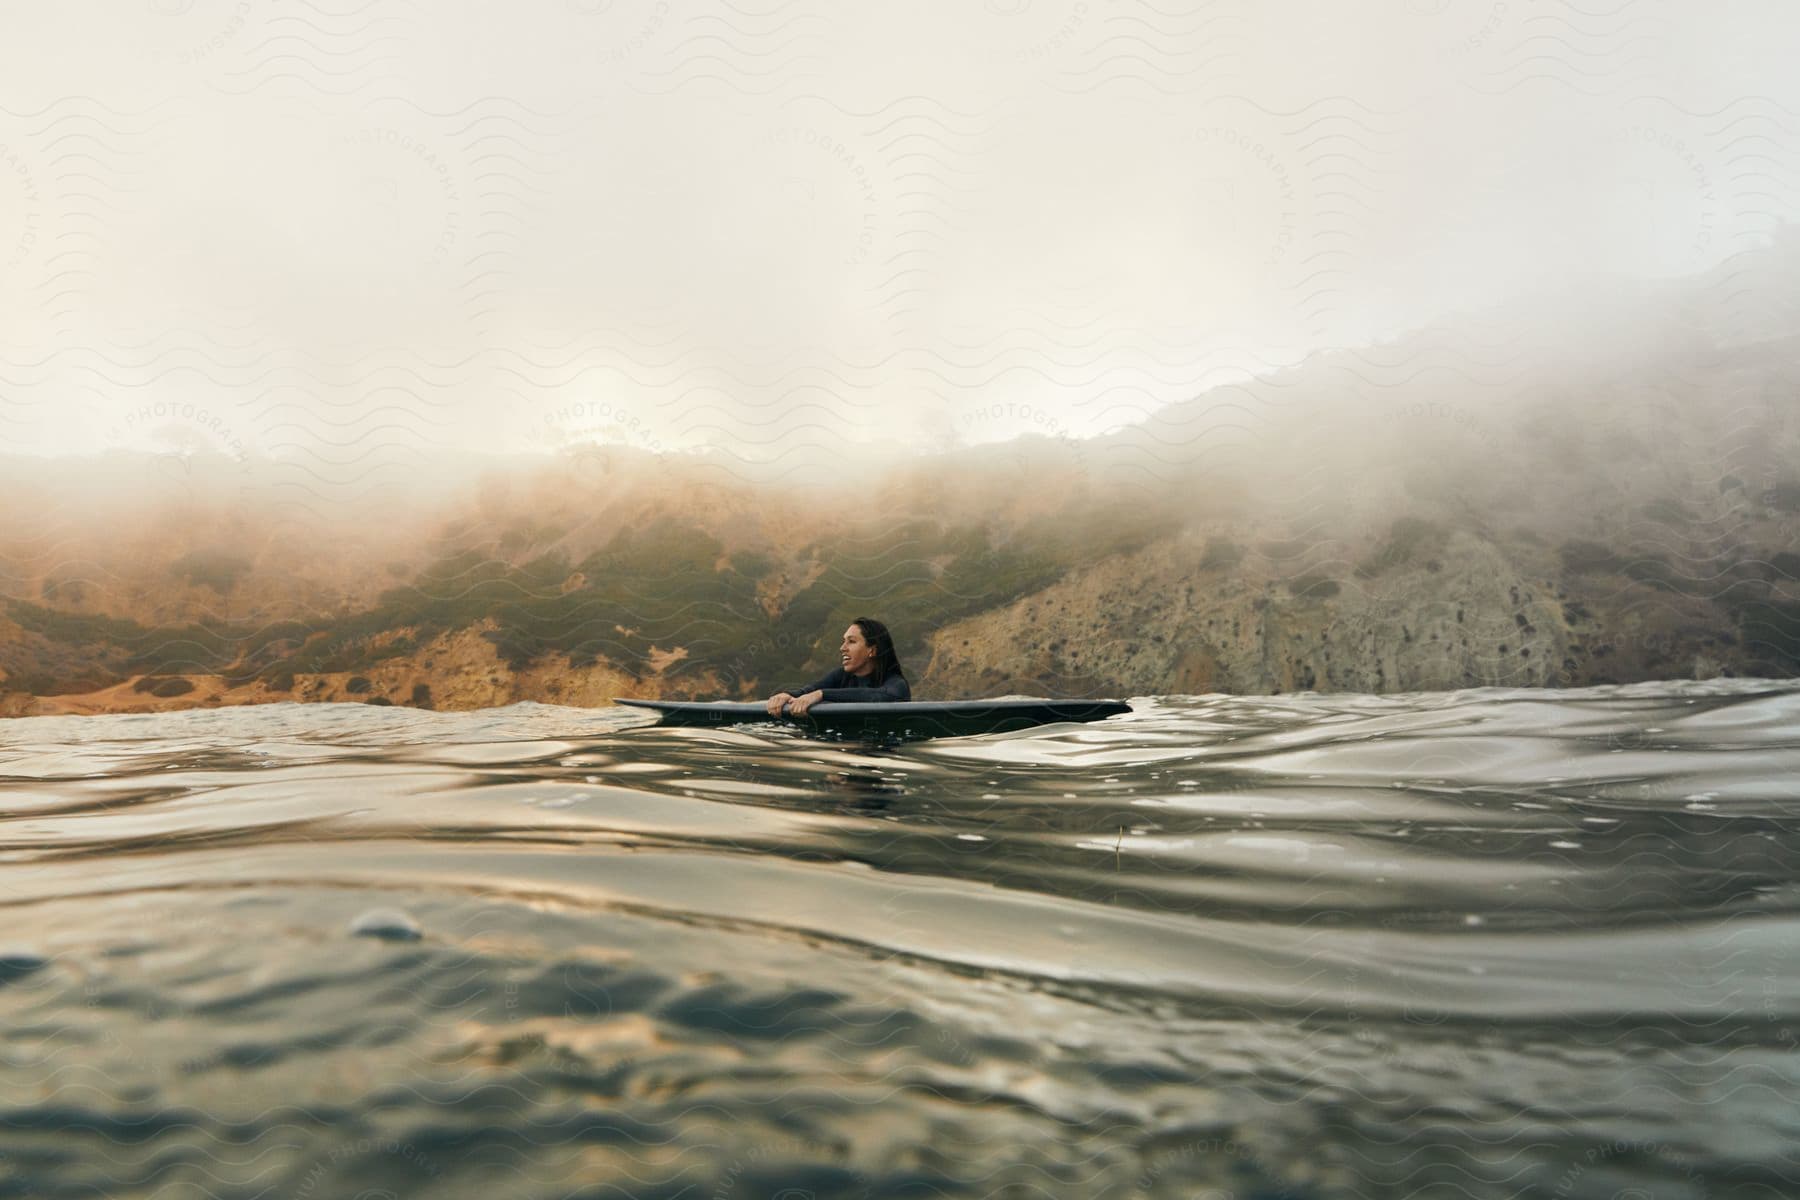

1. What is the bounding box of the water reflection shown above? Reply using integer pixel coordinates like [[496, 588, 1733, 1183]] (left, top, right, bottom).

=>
[[0, 684, 1795, 1198]]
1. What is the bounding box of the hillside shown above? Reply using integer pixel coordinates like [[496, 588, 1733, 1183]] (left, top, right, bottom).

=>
[[5, 256, 1800, 715]]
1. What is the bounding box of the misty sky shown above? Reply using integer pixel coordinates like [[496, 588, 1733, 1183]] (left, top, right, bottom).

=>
[[1, 1, 1796, 486]]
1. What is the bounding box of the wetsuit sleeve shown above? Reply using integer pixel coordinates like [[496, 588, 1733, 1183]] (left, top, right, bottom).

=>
[[783, 667, 847, 695], [812, 673, 911, 703]]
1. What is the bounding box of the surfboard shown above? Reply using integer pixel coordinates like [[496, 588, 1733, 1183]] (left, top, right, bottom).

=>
[[613, 697, 1132, 739]]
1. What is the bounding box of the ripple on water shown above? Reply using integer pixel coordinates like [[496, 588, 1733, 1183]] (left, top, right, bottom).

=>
[[0, 682, 1796, 1197]]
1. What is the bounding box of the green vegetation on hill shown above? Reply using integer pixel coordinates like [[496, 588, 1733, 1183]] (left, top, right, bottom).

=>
[[133, 676, 195, 697], [484, 518, 763, 674], [4, 500, 1186, 698], [1739, 600, 1800, 666], [171, 550, 252, 594], [1198, 538, 1244, 571], [1357, 517, 1447, 578], [6, 598, 250, 676]]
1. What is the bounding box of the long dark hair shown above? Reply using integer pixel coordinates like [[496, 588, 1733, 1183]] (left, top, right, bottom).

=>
[[851, 616, 904, 684]]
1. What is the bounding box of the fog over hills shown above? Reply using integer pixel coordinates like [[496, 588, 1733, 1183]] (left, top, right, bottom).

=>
[[3, 232, 1798, 714]]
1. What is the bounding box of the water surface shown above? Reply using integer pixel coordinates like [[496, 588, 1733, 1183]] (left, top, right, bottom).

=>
[[2, 682, 1797, 1198]]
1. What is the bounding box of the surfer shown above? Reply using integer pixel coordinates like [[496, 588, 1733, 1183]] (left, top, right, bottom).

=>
[[766, 617, 911, 715]]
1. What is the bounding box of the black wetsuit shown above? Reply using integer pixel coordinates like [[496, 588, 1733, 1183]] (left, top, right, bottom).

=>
[[784, 667, 912, 703]]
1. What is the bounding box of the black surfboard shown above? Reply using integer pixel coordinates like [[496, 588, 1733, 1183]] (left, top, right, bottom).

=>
[[614, 697, 1132, 739]]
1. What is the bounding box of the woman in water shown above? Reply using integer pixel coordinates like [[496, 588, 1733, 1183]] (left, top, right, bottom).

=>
[[766, 617, 911, 715]]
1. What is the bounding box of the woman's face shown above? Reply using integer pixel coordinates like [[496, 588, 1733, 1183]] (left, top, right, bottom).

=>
[[840, 624, 877, 674]]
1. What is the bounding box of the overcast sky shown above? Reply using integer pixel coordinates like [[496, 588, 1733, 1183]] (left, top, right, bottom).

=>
[[1, 1, 1796, 487]]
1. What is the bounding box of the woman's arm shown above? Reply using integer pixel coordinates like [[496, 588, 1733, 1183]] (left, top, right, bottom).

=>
[[767, 668, 846, 714], [807, 673, 911, 703], [781, 668, 844, 697]]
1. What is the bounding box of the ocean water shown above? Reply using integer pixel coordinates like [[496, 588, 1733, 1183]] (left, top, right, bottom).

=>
[[0, 681, 1796, 1199]]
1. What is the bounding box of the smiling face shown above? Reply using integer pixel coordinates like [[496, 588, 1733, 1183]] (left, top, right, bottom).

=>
[[840, 623, 877, 677]]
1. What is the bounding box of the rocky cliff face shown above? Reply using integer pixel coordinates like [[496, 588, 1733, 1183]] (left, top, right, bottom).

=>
[[917, 522, 1757, 699]]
